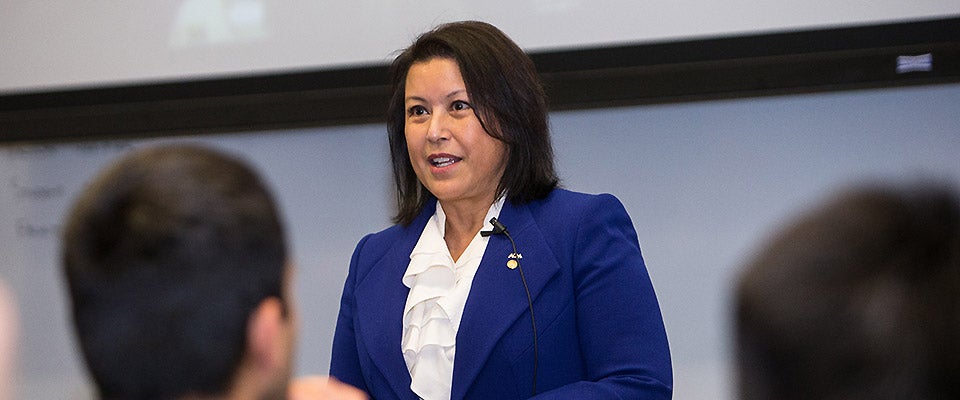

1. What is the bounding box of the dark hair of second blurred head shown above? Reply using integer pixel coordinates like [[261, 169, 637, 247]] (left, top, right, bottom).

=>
[[386, 20, 559, 225], [735, 183, 960, 400], [62, 145, 288, 400]]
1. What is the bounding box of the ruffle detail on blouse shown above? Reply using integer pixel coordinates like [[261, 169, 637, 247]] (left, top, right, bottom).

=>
[[401, 197, 504, 400], [401, 219, 457, 400]]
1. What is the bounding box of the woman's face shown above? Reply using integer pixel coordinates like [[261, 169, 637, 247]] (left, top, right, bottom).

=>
[[404, 57, 507, 208]]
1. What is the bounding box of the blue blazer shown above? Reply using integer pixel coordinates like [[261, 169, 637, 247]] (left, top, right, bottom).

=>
[[330, 189, 672, 399]]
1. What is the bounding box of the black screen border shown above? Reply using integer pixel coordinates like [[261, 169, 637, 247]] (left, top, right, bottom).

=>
[[1, 16, 957, 143]]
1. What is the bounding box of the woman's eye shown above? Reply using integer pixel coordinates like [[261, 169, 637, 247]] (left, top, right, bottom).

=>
[[451, 100, 471, 111], [407, 105, 427, 117]]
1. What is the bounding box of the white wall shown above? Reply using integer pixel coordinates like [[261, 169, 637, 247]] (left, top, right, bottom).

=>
[[2, 82, 958, 399], [1, 1, 956, 92]]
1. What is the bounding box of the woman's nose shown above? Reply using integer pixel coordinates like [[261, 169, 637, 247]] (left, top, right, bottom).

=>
[[426, 112, 450, 143]]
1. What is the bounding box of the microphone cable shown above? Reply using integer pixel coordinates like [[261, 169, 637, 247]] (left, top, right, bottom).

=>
[[482, 217, 538, 397]]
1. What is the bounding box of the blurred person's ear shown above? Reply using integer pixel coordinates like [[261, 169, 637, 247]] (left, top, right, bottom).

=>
[[248, 297, 289, 371]]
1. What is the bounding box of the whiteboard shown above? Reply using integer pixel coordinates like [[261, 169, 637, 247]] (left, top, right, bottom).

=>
[[1, 1, 957, 92]]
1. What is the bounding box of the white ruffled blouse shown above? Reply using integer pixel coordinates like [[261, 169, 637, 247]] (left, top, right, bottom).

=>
[[401, 197, 504, 400]]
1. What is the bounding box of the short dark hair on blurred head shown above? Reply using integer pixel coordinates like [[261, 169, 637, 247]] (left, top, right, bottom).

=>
[[735, 183, 960, 400], [387, 20, 559, 224], [62, 145, 287, 399]]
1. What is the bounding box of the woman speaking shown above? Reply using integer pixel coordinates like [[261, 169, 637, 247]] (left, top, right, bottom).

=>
[[330, 21, 672, 400]]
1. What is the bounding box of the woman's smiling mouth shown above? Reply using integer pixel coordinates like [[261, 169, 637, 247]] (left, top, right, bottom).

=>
[[430, 155, 461, 168]]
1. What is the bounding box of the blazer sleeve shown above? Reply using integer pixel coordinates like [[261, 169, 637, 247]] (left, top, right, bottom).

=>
[[329, 233, 371, 393], [534, 193, 673, 399]]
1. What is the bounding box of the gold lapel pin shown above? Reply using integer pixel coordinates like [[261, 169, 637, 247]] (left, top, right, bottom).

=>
[[506, 252, 522, 269]]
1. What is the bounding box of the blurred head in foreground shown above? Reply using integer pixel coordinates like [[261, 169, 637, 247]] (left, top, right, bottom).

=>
[[62, 144, 293, 400], [735, 183, 960, 399]]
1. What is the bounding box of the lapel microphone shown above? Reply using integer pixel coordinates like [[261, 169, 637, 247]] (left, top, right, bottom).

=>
[[480, 217, 508, 237], [480, 217, 538, 397]]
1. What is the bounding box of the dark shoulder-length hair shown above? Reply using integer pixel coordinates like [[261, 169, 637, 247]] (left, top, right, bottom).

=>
[[387, 20, 559, 225]]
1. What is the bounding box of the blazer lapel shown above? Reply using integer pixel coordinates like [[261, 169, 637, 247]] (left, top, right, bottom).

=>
[[354, 206, 433, 399], [451, 201, 561, 399]]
